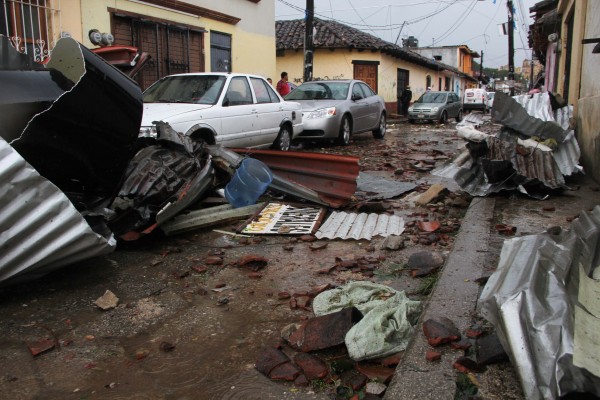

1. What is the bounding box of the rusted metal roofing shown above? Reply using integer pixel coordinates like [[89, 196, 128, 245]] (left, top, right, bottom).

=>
[[316, 212, 405, 240], [0, 137, 115, 284], [232, 149, 359, 208]]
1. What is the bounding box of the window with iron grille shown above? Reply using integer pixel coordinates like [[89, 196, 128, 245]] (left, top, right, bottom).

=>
[[1, 0, 59, 63]]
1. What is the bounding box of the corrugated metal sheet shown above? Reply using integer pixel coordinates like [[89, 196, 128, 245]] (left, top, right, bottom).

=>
[[457, 112, 484, 127], [0, 137, 116, 284], [316, 211, 405, 240], [232, 148, 359, 208], [479, 205, 600, 399], [492, 92, 567, 142], [487, 134, 565, 189]]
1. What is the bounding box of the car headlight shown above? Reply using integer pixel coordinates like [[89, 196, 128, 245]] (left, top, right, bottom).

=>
[[432, 107, 439, 113], [307, 107, 336, 119], [139, 125, 158, 138], [408, 106, 414, 112]]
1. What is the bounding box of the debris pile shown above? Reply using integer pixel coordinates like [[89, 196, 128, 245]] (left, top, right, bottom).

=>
[[256, 282, 421, 398], [434, 91, 582, 198]]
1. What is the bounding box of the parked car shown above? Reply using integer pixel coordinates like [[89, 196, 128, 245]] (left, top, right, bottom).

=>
[[140, 72, 303, 151], [408, 91, 463, 124], [284, 80, 386, 145], [463, 88, 488, 113], [486, 91, 495, 110]]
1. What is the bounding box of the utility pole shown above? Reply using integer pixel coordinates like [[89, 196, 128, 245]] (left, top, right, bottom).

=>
[[529, 58, 534, 90], [303, 0, 314, 83], [507, 0, 515, 95], [479, 51, 484, 88]]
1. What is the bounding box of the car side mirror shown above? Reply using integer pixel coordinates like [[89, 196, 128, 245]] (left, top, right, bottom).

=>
[[352, 93, 362, 101]]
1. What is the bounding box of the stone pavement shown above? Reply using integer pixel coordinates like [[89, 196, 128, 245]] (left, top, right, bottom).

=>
[[385, 172, 600, 399]]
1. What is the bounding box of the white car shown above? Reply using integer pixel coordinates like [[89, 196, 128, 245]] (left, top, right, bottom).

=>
[[486, 92, 495, 110], [140, 73, 303, 151]]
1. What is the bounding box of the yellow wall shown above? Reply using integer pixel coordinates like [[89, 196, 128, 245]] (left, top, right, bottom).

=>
[[276, 48, 444, 103], [61, 0, 275, 78]]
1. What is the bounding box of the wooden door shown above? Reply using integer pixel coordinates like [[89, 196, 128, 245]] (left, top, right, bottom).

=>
[[353, 63, 378, 93]]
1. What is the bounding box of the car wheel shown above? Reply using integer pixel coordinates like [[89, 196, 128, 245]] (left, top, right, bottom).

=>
[[456, 110, 463, 122], [408, 118, 415, 124], [272, 125, 292, 151], [336, 115, 351, 146], [439, 111, 448, 124], [372, 113, 386, 139]]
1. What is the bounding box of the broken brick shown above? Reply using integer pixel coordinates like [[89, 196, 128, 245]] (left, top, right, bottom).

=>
[[309, 243, 328, 251], [408, 251, 444, 278], [269, 362, 301, 381], [299, 235, 317, 242], [379, 353, 402, 367], [255, 347, 290, 376], [191, 265, 208, 274], [293, 352, 328, 380], [426, 351, 442, 361], [27, 339, 56, 356], [204, 256, 223, 265], [295, 296, 312, 311], [345, 374, 368, 391], [417, 220, 441, 232], [453, 356, 484, 373], [235, 255, 268, 271], [355, 363, 395, 384], [423, 316, 461, 347], [294, 374, 309, 387], [277, 291, 291, 300], [283, 307, 362, 352], [451, 338, 472, 351]]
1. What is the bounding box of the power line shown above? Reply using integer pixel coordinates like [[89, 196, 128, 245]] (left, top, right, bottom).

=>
[[432, 0, 478, 45]]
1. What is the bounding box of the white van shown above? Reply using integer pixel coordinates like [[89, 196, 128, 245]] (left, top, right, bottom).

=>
[[463, 88, 488, 113]]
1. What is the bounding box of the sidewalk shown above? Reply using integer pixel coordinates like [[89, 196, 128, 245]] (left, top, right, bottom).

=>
[[385, 172, 600, 399]]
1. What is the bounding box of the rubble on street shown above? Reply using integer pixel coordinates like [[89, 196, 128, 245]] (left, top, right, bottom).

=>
[[1, 36, 599, 400]]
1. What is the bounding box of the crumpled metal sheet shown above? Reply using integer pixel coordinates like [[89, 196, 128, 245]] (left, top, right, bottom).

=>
[[316, 211, 405, 240], [110, 122, 214, 239], [435, 92, 580, 197], [487, 132, 566, 189], [512, 92, 555, 122], [0, 136, 116, 284], [356, 172, 416, 200], [457, 112, 484, 128], [479, 205, 600, 399], [492, 92, 567, 143]]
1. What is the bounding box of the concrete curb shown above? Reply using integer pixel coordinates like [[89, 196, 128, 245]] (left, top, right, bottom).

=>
[[384, 197, 496, 399]]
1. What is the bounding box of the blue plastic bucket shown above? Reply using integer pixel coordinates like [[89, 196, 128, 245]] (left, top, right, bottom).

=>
[[224, 158, 273, 208]]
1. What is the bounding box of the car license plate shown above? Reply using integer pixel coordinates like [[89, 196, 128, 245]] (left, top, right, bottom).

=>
[[418, 114, 425, 118]]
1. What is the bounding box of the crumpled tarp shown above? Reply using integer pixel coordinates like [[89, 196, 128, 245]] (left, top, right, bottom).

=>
[[313, 281, 421, 361], [479, 205, 600, 399]]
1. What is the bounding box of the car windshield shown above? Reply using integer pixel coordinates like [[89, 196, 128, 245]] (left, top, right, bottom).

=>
[[285, 82, 350, 101], [416, 92, 447, 104], [143, 75, 226, 105]]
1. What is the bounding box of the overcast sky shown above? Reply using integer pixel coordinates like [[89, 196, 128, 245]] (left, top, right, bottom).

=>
[[275, 0, 539, 68]]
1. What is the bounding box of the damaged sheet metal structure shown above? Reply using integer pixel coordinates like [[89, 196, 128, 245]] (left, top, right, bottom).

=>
[[434, 92, 581, 197], [0, 36, 142, 283], [479, 206, 600, 399]]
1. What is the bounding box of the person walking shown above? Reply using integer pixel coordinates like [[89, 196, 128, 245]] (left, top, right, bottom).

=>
[[400, 86, 412, 116], [276, 72, 290, 97]]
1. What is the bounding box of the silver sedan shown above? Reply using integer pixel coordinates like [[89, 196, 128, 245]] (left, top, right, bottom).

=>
[[284, 80, 386, 146]]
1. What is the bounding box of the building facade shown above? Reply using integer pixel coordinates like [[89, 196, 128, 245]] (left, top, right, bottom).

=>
[[276, 18, 476, 114], [1, 0, 277, 89]]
